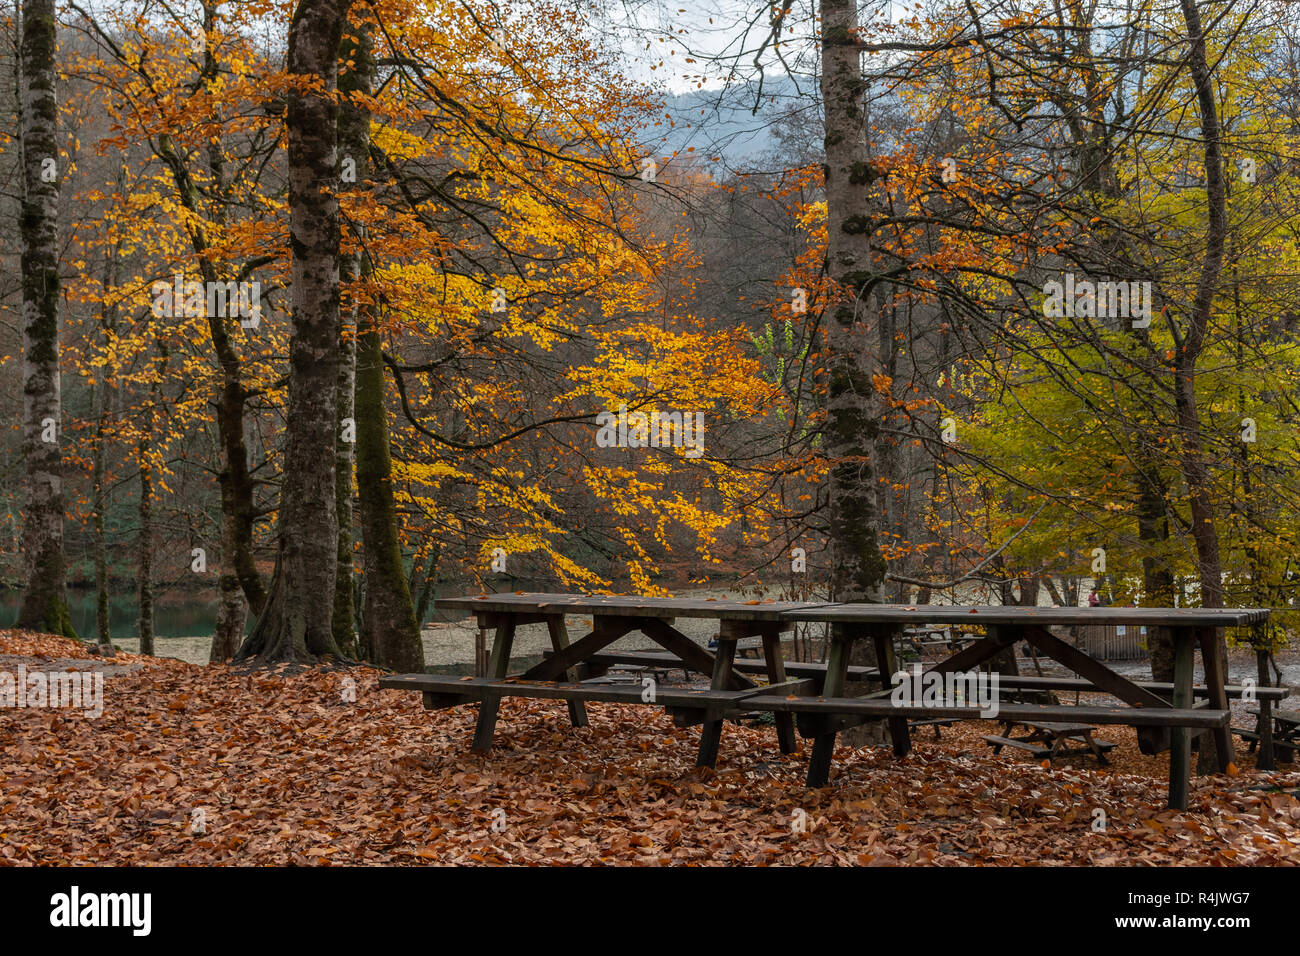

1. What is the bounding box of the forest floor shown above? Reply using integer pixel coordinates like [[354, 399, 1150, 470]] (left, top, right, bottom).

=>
[[1, 629, 1298, 865]]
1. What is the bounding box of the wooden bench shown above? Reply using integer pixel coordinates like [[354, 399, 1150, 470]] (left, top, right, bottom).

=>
[[1236, 708, 1300, 763], [378, 673, 817, 746], [909, 717, 957, 739], [990, 674, 1289, 701], [546, 648, 884, 686], [732, 695, 1229, 739], [984, 719, 1117, 765], [1232, 727, 1299, 761], [557, 651, 1290, 704]]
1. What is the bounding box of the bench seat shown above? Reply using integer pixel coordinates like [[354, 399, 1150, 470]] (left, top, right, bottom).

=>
[[982, 734, 1117, 759], [378, 673, 814, 727], [546, 650, 1288, 701], [734, 695, 1230, 738]]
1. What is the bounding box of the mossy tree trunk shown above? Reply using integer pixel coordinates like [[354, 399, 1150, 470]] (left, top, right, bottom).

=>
[[341, 15, 424, 672], [332, 17, 367, 658], [822, 0, 888, 745], [16, 0, 75, 639], [236, 0, 354, 664], [820, 0, 887, 607]]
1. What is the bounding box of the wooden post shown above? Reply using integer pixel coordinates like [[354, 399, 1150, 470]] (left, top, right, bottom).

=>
[[472, 617, 516, 752], [1196, 625, 1234, 773], [697, 632, 738, 767], [1168, 633, 1194, 810], [1257, 646, 1275, 771], [872, 625, 910, 757], [474, 625, 488, 677], [761, 626, 797, 754], [807, 626, 850, 786], [546, 615, 588, 728]]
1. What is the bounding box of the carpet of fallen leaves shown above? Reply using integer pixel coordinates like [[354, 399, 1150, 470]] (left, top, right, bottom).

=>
[[2, 630, 1299, 865]]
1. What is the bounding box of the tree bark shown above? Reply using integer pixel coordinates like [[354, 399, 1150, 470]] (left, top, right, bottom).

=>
[[138, 431, 155, 657], [1177, 0, 1230, 775], [1137, 465, 1176, 681], [342, 16, 424, 672], [237, 0, 354, 664], [332, 18, 365, 658], [92, 372, 109, 645], [821, 0, 887, 606], [16, 0, 75, 638], [210, 506, 248, 662], [822, 0, 888, 746]]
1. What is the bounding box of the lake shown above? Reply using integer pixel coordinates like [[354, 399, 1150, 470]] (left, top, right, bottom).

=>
[[0, 587, 231, 641]]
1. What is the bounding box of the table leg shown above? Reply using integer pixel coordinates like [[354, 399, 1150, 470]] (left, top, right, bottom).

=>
[[697, 636, 738, 767], [872, 626, 910, 757], [807, 630, 849, 787], [472, 617, 517, 753], [1048, 733, 1066, 761], [1197, 625, 1234, 773], [761, 627, 797, 755], [1168, 633, 1194, 810], [546, 616, 588, 728]]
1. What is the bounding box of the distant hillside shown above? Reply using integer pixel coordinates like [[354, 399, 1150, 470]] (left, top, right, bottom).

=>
[[641, 75, 905, 173]]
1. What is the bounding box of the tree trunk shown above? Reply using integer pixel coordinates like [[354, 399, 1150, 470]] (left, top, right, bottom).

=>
[[138, 433, 155, 657], [822, 0, 888, 746], [237, 0, 353, 664], [821, 0, 887, 606], [332, 18, 366, 658], [413, 543, 441, 627], [1137, 466, 1176, 681], [336, 15, 423, 672], [1177, 0, 1230, 775], [16, 0, 75, 638], [92, 373, 110, 645], [209, 506, 248, 662]]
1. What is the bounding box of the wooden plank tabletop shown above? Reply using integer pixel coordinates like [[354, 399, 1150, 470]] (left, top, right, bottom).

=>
[[784, 604, 1269, 627], [435, 593, 1270, 627], [434, 591, 834, 621]]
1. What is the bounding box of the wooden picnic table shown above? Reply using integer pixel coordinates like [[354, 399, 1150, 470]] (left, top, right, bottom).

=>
[[380, 593, 1271, 810], [985, 718, 1116, 765], [1238, 708, 1300, 762]]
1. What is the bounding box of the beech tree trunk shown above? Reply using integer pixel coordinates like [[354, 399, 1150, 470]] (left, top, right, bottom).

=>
[[332, 19, 366, 658], [822, 0, 887, 746], [16, 0, 75, 638], [92, 370, 109, 645], [237, 0, 354, 664], [1177, 0, 1230, 774], [138, 431, 155, 656], [210, 507, 248, 662], [821, 0, 887, 606], [341, 17, 424, 672]]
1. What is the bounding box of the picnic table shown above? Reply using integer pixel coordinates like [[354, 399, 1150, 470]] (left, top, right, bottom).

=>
[[984, 719, 1116, 765], [1237, 708, 1300, 763], [379, 594, 1273, 810], [902, 625, 971, 660]]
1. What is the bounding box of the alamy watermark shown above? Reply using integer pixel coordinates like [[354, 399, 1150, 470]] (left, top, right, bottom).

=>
[[595, 404, 704, 458], [1042, 273, 1152, 328], [50, 886, 150, 936], [890, 664, 999, 718], [151, 273, 263, 328], [1, 664, 104, 718]]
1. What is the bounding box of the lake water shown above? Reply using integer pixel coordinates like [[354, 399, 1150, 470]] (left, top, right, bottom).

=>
[[0, 587, 230, 641]]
